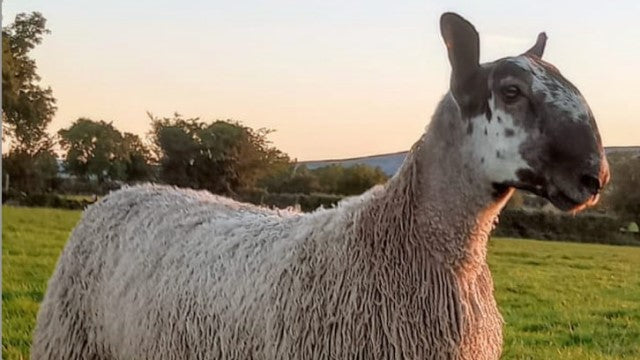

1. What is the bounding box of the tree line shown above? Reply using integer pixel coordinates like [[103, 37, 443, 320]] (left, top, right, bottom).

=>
[[6, 111, 390, 197], [2, 12, 388, 199]]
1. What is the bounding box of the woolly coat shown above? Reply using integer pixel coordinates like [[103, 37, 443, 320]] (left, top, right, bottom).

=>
[[32, 95, 505, 360]]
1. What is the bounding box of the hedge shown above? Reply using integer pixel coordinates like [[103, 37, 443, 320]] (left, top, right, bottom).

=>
[[2, 191, 92, 210], [494, 209, 640, 246]]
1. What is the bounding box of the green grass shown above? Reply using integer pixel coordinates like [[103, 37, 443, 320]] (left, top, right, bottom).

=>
[[3, 205, 640, 359], [2, 206, 82, 360], [489, 240, 640, 359]]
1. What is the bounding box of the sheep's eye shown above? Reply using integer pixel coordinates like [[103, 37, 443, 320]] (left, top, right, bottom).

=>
[[502, 85, 521, 101]]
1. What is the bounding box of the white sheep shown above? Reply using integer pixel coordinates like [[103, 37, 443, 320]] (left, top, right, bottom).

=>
[[31, 12, 609, 360]]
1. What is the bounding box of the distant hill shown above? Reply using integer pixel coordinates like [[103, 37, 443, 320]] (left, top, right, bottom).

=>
[[302, 151, 407, 176], [606, 146, 640, 155], [302, 146, 640, 176]]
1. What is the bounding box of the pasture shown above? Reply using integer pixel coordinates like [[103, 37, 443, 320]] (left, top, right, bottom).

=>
[[3, 206, 640, 359]]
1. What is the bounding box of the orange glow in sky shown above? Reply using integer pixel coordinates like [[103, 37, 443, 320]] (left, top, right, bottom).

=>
[[4, 1, 639, 160]]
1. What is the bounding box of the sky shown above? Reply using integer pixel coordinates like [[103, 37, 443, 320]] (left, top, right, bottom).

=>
[[3, 0, 639, 160]]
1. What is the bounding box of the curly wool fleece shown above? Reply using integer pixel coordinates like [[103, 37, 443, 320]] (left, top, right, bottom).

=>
[[32, 97, 506, 360]]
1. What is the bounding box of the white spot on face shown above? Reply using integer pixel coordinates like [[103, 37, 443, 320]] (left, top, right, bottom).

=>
[[466, 94, 531, 184], [510, 56, 591, 123]]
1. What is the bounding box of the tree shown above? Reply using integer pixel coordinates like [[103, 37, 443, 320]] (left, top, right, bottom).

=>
[[121, 132, 154, 182], [149, 113, 290, 195], [2, 12, 56, 153], [2, 12, 58, 194], [58, 118, 127, 183], [149, 114, 202, 189]]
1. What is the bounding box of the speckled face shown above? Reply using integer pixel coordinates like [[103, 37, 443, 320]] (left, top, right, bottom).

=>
[[467, 55, 609, 211], [440, 13, 610, 212]]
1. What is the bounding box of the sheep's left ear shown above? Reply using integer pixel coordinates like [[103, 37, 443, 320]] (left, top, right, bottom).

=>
[[525, 32, 547, 58], [440, 13, 482, 111]]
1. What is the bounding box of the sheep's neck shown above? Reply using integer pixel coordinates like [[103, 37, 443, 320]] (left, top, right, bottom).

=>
[[359, 94, 513, 272]]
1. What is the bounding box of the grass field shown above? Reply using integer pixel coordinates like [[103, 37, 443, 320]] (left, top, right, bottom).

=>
[[3, 206, 640, 359]]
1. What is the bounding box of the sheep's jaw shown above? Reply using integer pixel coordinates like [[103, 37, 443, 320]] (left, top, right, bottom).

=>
[[498, 177, 601, 213]]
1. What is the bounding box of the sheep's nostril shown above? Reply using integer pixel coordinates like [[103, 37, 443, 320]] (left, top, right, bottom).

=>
[[580, 174, 601, 195]]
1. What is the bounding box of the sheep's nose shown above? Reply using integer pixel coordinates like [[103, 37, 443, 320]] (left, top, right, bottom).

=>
[[580, 174, 601, 195]]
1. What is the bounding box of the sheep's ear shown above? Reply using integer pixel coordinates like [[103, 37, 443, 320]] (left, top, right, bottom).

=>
[[525, 32, 547, 58], [440, 13, 481, 110]]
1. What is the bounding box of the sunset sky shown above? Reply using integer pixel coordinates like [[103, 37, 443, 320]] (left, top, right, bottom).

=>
[[3, 1, 639, 160]]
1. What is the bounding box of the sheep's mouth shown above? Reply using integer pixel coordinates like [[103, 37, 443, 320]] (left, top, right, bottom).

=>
[[548, 188, 600, 212], [546, 190, 585, 212], [501, 181, 598, 213]]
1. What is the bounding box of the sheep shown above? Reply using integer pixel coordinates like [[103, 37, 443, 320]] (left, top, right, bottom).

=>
[[31, 12, 609, 360]]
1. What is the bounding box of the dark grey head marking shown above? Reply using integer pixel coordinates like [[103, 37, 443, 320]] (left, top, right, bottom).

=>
[[439, 12, 610, 212]]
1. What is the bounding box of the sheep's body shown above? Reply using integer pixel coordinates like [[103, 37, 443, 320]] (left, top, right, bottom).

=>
[[31, 183, 501, 359], [32, 94, 507, 360]]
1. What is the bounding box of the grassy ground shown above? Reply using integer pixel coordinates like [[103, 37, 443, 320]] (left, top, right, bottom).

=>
[[3, 206, 640, 359], [489, 240, 640, 359], [2, 206, 82, 360]]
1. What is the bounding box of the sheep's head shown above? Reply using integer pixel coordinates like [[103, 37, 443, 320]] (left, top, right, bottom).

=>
[[440, 12, 610, 212]]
